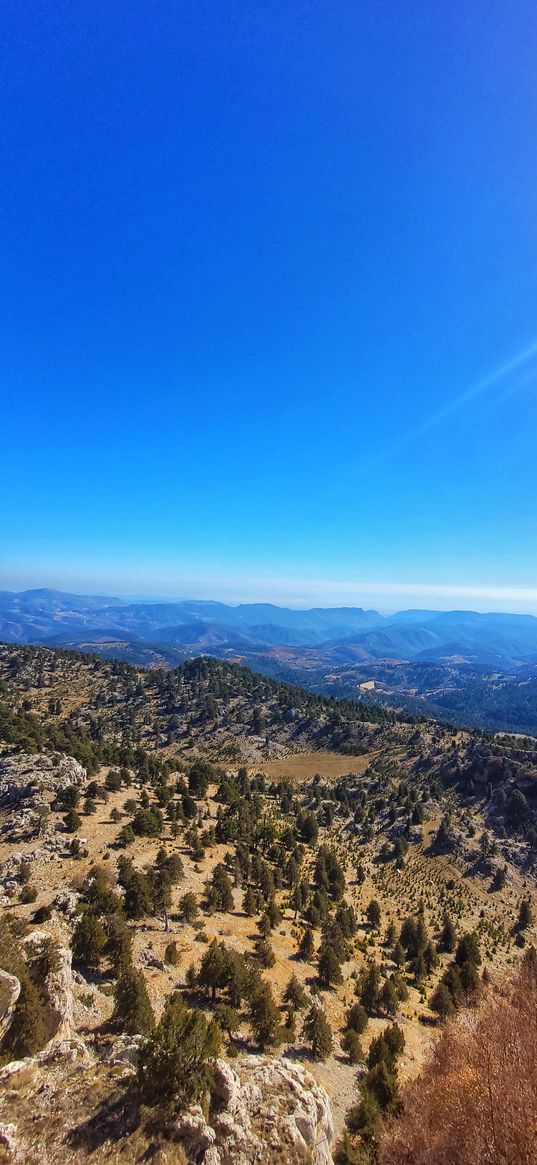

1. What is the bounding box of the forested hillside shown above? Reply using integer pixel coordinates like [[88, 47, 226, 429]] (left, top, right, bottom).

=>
[[0, 643, 536, 1163]]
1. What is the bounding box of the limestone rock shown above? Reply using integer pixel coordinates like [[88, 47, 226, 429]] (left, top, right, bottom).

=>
[[167, 1106, 218, 1157], [0, 753, 87, 808], [168, 1054, 334, 1165], [0, 971, 20, 1044], [0, 1122, 21, 1162], [53, 888, 80, 919], [104, 1034, 143, 1069], [23, 931, 74, 1041], [139, 947, 167, 972]]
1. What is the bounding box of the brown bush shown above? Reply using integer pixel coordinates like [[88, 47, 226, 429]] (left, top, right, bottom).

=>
[[379, 956, 537, 1165]]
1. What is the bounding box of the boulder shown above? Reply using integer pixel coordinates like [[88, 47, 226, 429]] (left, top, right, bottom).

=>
[[167, 1054, 335, 1165], [104, 1034, 143, 1069]]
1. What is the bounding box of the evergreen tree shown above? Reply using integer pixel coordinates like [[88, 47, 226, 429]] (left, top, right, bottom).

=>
[[198, 940, 229, 999], [360, 962, 381, 1015], [345, 1002, 368, 1034], [318, 944, 343, 989], [243, 886, 258, 916], [379, 977, 398, 1016], [283, 973, 308, 1010], [391, 940, 406, 967], [63, 808, 81, 832], [255, 937, 276, 968], [3, 976, 49, 1059], [248, 982, 282, 1049], [518, 897, 534, 930], [180, 891, 199, 922], [214, 1002, 240, 1038], [138, 994, 220, 1108], [341, 1028, 362, 1064], [298, 927, 315, 961], [367, 1059, 399, 1112], [430, 981, 456, 1018], [303, 1003, 333, 1060], [164, 940, 179, 966], [105, 913, 133, 974], [113, 965, 154, 1035], [366, 899, 381, 929], [71, 912, 107, 969], [346, 1087, 381, 1149]]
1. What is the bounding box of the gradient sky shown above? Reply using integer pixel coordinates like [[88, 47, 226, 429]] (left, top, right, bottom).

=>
[[2, 1, 537, 611]]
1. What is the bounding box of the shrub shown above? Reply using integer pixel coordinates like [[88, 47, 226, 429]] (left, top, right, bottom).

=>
[[138, 994, 220, 1108], [112, 965, 154, 1036]]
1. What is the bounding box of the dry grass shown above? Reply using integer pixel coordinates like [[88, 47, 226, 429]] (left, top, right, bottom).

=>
[[252, 750, 372, 784]]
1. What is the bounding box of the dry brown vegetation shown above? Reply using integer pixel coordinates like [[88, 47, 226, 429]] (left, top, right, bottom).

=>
[[379, 954, 537, 1165]]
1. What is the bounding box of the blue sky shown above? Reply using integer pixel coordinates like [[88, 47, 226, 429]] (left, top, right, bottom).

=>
[[2, 1, 537, 611]]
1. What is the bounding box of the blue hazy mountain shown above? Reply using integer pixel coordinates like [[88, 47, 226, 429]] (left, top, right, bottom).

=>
[[2, 588, 537, 669]]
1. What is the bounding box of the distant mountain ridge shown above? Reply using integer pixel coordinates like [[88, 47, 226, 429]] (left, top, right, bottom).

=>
[[2, 587, 537, 670]]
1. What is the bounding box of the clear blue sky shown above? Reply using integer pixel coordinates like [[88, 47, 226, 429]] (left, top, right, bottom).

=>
[[2, 1, 537, 610]]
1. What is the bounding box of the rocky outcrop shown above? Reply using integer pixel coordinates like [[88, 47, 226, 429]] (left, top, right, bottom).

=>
[[0, 1035, 92, 1089], [104, 1034, 144, 1068], [23, 931, 74, 1042], [168, 1055, 335, 1165], [0, 971, 20, 1045], [0, 1122, 21, 1163], [0, 753, 87, 808]]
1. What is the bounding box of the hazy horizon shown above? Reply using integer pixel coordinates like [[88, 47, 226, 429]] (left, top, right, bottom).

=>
[[2, 569, 537, 617]]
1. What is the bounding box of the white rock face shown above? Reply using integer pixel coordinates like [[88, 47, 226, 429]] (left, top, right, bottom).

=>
[[23, 930, 74, 1042], [0, 1036, 91, 1088], [0, 752, 87, 807], [105, 1034, 144, 1068], [0, 971, 21, 1044], [0, 1121, 21, 1162], [168, 1054, 335, 1165]]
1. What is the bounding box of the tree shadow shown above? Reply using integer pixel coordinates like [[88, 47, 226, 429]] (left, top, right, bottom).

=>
[[68, 1088, 141, 1153]]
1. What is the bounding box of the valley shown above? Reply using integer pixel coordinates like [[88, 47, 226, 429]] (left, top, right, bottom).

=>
[[0, 643, 536, 1162], [3, 588, 537, 735]]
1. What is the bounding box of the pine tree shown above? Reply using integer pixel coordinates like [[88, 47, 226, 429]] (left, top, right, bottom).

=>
[[180, 891, 199, 923], [303, 1003, 333, 1060], [341, 1028, 362, 1064], [164, 940, 179, 966], [379, 977, 398, 1016], [105, 913, 133, 974], [365, 1058, 399, 1112], [198, 940, 228, 999], [345, 1002, 368, 1034], [248, 982, 282, 1049], [360, 962, 381, 1015], [3, 975, 49, 1059], [318, 944, 343, 988], [391, 940, 406, 967], [283, 973, 308, 1010], [214, 1003, 240, 1038], [138, 994, 221, 1108], [63, 808, 81, 832], [366, 899, 381, 929], [243, 886, 257, 916], [71, 912, 107, 969], [255, 938, 276, 968], [113, 965, 154, 1035], [298, 927, 314, 961], [518, 897, 534, 930], [430, 981, 456, 1017]]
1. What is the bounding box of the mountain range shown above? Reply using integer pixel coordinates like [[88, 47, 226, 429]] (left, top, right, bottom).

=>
[[2, 588, 537, 671]]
